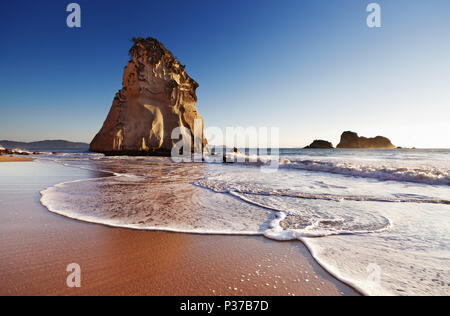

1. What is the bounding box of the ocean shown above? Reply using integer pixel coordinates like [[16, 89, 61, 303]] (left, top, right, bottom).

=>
[[38, 148, 450, 296]]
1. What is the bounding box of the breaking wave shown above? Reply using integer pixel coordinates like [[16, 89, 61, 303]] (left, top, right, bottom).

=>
[[195, 179, 450, 205], [277, 158, 450, 186]]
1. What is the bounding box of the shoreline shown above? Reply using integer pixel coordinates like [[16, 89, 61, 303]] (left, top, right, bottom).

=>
[[0, 156, 35, 162], [0, 159, 359, 296], [40, 183, 365, 296]]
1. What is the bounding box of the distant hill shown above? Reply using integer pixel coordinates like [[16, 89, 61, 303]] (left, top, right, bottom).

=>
[[0, 140, 90, 150]]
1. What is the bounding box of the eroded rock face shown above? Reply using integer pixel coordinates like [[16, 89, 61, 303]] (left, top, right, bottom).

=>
[[304, 140, 334, 149], [337, 131, 395, 149], [90, 37, 206, 156]]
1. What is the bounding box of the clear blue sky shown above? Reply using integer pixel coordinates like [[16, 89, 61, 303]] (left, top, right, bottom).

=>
[[1, 0, 449, 148]]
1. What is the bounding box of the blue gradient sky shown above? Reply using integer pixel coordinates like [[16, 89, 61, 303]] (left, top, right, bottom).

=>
[[0, 0, 449, 148]]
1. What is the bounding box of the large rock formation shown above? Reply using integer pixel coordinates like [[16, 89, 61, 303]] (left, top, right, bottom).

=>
[[90, 37, 206, 156], [304, 140, 334, 149], [337, 131, 395, 149]]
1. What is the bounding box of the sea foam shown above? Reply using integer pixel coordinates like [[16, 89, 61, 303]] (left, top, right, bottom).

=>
[[38, 150, 450, 296]]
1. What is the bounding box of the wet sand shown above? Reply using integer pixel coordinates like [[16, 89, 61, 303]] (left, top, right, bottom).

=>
[[0, 156, 34, 162], [0, 160, 359, 296]]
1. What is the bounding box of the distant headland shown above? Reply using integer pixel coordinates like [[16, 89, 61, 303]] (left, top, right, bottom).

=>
[[0, 140, 89, 150]]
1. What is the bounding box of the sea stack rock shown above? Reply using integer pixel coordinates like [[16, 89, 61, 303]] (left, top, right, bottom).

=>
[[337, 131, 395, 149], [90, 37, 206, 156], [304, 140, 334, 149]]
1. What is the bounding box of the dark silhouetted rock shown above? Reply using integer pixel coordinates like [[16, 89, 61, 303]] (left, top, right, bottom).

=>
[[337, 131, 395, 149], [0, 148, 32, 156], [304, 140, 334, 149]]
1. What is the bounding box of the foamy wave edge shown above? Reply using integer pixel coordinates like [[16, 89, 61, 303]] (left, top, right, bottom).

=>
[[40, 174, 380, 296], [225, 155, 450, 186], [279, 159, 450, 186], [39, 177, 262, 236], [195, 180, 450, 205]]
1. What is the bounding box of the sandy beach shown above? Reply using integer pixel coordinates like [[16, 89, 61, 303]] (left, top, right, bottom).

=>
[[0, 156, 34, 162], [0, 160, 358, 296]]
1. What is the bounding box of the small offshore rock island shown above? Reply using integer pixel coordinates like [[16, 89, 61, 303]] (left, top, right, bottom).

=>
[[304, 132, 397, 149], [90, 37, 207, 156], [337, 131, 396, 149]]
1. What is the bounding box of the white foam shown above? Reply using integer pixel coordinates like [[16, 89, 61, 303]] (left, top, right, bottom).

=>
[[263, 212, 296, 241], [213, 150, 450, 186], [197, 180, 450, 205], [37, 151, 450, 296], [40, 173, 277, 237], [278, 158, 450, 186], [41, 184, 261, 236]]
